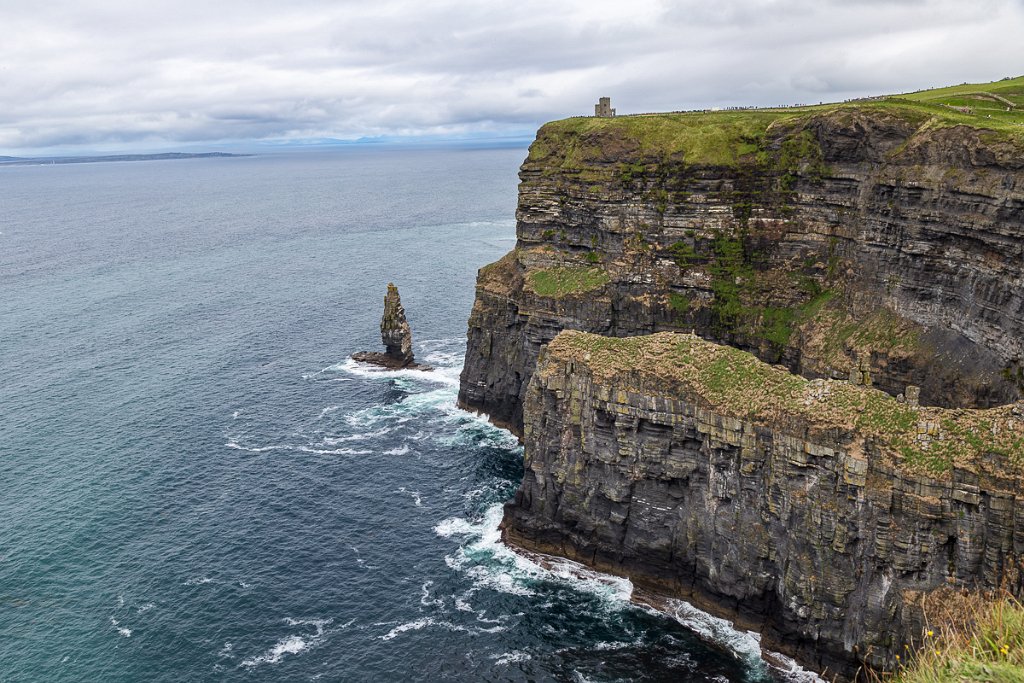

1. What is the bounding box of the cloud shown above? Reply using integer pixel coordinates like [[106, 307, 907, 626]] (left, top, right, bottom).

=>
[[0, 0, 1021, 152]]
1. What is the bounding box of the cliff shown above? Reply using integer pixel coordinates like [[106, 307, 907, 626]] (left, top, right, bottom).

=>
[[459, 78, 1024, 677], [459, 88, 1024, 435], [502, 330, 1024, 677]]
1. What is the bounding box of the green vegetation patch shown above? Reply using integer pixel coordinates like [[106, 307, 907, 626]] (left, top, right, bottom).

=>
[[668, 292, 692, 316], [527, 266, 610, 298], [900, 75, 1024, 101], [772, 129, 831, 186], [896, 591, 1024, 683], [546, 331, 1024, 476], [669, 241, 698, 267], [528, 110, 786, 168], [669, 230, 835, 354]]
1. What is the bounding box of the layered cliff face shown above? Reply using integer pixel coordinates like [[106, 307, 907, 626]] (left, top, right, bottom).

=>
[[503, 331, 1024, 677], [380, 282, 415, 364], [459, 104, 1024, 434]]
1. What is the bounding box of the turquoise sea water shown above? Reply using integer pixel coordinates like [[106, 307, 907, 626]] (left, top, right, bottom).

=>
[[1, 148, 801, 682]]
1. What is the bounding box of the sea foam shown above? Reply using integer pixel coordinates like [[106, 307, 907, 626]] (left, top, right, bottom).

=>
[[240, 618, 332, 668], [110, 618, 131, 638]]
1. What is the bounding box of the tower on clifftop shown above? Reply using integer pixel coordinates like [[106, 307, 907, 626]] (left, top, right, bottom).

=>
[[594, 97, 616, 117]]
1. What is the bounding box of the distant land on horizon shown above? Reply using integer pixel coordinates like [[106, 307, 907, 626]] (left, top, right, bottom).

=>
[[0, 137, 535, 164], [0, 152, 249, 167]]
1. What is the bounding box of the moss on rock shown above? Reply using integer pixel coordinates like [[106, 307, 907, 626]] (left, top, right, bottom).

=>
[[526, 266, 610, 298]]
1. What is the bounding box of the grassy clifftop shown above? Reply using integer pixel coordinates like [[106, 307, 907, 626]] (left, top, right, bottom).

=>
[[546, 330, 1024, 476], [901, 75, 1024, 116], [528, 76, 1024, 168]]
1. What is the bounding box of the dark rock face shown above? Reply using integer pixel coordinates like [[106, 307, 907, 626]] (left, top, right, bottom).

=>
[[458, 111, 1024, 437], [380, 282, 414, 362], [503, 332, 1024, 679], [353, 283, 430, 370]]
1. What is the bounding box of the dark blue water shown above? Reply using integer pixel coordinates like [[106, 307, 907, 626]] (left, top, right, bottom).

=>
[[1, 148, 793, 682]]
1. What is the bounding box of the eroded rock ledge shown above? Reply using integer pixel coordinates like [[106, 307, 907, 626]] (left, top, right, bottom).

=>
[[502, 330, 1024, 679]]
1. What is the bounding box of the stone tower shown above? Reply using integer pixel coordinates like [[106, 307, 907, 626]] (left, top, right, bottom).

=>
[[595, 97, 616, 118]]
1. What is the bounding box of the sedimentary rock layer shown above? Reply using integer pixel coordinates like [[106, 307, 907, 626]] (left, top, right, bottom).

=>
[[459, 108, 1024, 434], [502, 330, 1024, 678]]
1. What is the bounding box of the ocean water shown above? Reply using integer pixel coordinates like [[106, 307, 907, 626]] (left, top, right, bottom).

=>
[[1, 148, 804, 682]]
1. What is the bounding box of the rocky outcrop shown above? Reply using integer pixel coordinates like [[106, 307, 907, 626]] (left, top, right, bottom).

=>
[[459, 108, 1024, 436], [353, 283, 430, 370], [502, 330, 1024, 679]]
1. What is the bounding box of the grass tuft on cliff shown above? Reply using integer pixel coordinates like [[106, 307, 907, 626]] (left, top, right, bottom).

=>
[[546, 331, 1024, 475], [892, 593, 1024, 683], [526, 266, 610, 298]]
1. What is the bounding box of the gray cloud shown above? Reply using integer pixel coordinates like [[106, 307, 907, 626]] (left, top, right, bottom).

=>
[[0, 0, 1021, 153]]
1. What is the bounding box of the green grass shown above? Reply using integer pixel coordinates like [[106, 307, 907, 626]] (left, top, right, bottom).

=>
[[900, 75, 1024, 103], [893, 76, 1024, 138], [527, 266, 610, 298], [529, 110, 787, 168], [526, 76, 1024, 170], [669, 241, 698, 267], [893, 594, 1024, 683], [668, 292, 691, 316]]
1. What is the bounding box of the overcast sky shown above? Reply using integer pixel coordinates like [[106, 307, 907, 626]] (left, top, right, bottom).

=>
[[1, 0, 1022, 154]]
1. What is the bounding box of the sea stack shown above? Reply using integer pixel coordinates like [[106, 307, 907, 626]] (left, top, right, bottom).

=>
[[353, 283, 430, 370]]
